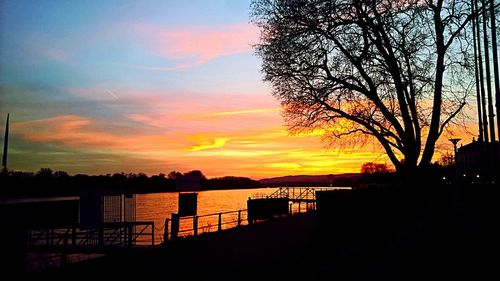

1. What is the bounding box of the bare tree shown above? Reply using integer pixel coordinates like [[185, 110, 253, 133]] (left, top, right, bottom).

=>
[[251, 0, 497, 176], [361, 162, 393, 174]]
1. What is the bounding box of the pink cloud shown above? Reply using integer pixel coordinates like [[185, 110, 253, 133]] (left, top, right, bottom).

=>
[[127, 113, 169, 128], [11, 114, 393, 178], [135, 23, 259, 70], [14, 115, 131, 148]]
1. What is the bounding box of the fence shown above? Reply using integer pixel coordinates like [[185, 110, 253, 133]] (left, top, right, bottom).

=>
[[27, 221, 155, 251], [267, 187, 331, 201], [162, 199, 320, 242], [163, 209, 248, 241]]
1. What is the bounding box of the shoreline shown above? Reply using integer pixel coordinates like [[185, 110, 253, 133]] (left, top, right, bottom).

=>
[[12, 184, 500, 280]]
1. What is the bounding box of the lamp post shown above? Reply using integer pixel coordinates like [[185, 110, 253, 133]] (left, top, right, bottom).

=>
[[449, 138, 461, 160], [449, 138, 461, 185]]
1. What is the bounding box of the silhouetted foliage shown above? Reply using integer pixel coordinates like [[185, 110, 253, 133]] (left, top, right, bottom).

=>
[[167, 171, 182, 179], [360, 162, 394, 174], [251, 0, 496, 176], [437, 152, 455, 167], [0, 169, 262, 198], [183, 170, 207, 181], [54, 170, 69, 178], [36, 168, 53, 178], [204, 176, 261, 190]]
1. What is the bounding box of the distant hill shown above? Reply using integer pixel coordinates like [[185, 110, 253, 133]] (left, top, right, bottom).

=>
[[259, 173, 362, 187]]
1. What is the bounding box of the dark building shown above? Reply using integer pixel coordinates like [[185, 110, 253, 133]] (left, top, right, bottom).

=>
[[456, 140, 500, 183]]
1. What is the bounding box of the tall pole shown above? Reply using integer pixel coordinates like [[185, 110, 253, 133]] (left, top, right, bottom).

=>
[[482, 0, 496, 142], [472, 1, 484, 141], [475, 0, 490, 142], [490, 0, 500, 141], [450, 138, 461, 185], [2, 113, 9, 172]]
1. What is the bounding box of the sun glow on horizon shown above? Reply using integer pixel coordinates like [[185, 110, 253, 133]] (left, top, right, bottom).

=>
[[0, 0, 479, 179]]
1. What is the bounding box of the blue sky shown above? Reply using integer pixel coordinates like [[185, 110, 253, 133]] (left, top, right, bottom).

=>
[[0, 0, 394, 178]]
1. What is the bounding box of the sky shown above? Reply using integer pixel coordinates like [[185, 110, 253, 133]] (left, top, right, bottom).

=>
[[0, 0, 474, 179]]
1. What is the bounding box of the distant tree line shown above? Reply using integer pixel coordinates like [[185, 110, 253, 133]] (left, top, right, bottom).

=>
[[166, 170, 261, 190], [0, 168, 261, 198]]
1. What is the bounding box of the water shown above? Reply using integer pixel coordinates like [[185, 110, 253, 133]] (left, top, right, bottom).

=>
[[13, 186, 348, 270], [136, 187, 273, 243], [20, 189, 270, 270], [136, 187, 349, 244]]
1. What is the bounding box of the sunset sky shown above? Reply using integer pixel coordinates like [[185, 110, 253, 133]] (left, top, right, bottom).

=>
[[0, 0, 475, 179]]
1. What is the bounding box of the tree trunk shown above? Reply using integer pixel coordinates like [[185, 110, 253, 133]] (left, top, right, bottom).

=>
[[421, 5, 445, 167]]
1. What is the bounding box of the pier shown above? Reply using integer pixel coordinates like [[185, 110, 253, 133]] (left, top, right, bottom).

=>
[[164, 187, 334, 240], [247, 187, 333, 223], [266, 187, 327, 202]]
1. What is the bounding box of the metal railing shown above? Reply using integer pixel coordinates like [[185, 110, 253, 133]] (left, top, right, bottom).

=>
[[256, 187, 330, 201], [160, 187, 344, 243], [27, 221, 155, 252], [163, 210, 248, 241]]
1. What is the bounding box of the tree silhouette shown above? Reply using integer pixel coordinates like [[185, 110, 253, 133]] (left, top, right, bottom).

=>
[[251, 0, 497, 176], [361, 162, 393, 174], [183, 170, 207, 181], [437, 152, 455, 167], [36, 168, 53, 178], [167, 170, 182, 180]]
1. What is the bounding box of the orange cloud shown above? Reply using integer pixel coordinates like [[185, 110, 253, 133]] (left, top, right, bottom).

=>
[[11, 111, 398, 178], [190, 138, 229, 151], [135, 23, 259, 70], [13, 115, 178, 152], [11, 108, 470, 178]]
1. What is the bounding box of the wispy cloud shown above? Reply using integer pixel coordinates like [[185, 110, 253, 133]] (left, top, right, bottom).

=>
[[10, 114, 395, 178], [204, 107, 280, 117], [105, 89, 119, 100], [14, 115, 127, 147], [134, 23, 259, 70], [190, 138, 229, 151], [67, 87, 121, 101], [127, 113, 171, 128]]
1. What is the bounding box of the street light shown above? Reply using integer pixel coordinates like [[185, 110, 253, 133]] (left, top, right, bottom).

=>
[[449, 138, 461, 162], [449, 138, 461, 185]]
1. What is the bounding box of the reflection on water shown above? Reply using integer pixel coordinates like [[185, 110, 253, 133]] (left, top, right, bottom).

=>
[[13, 187, 347, 270], [136, 188, 273, 242], [136, 187, 348, 243]]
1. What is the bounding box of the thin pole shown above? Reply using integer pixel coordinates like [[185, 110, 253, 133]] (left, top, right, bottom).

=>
[[489, 0, 500, 140], [163, 218, 169, 242], [151, 224, 154, 246], [171, 214, 179, 240], [475, 0, 490, 142], [472, 2, 484, 141], [218, 213, 222, 232], [2, 113, 9, 171], [482, 0, 496, 142], [193, 215, 198, 236]]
